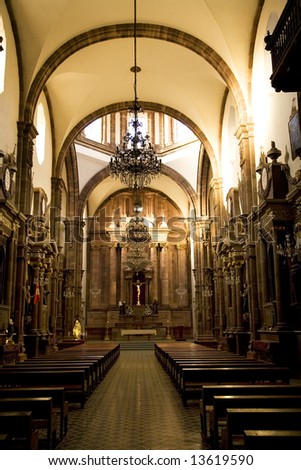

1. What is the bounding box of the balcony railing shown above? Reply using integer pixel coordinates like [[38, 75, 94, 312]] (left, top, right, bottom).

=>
[[265, 0, 301, 92]]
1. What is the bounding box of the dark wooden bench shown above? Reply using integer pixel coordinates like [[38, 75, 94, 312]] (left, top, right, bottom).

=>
[[211, 394, 301, 448], [26, 357, 102, 384], [200, 384, 301, 441], [0, 397, 57, 449], [0, 386, 68, 441], [0, 411, 39, 450], [175, 360, 274, 390], [223, 408, 301, 449], [57, 351, 116, 378], [0, 369, 87, 408], [4, 363, 93, 396], [180, 366, 291, 405], [243, 429, 301, 449]]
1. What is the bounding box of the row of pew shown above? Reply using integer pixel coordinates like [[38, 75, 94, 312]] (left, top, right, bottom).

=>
[[155, 342, 301, 449], [0, 342, 120, 449]]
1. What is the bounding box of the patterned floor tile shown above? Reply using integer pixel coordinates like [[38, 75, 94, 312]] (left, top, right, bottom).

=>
[[56, 350, 208, 450]]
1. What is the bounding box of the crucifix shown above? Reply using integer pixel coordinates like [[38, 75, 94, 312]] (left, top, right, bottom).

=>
[[133, 279, 145, 305]]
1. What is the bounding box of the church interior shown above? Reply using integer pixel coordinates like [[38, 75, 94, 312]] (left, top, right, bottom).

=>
[[1, 0, 301, 450]]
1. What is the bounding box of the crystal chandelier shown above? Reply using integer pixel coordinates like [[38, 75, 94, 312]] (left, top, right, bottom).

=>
[[276, 233, 299, 259], [109, 0, 162, 190]]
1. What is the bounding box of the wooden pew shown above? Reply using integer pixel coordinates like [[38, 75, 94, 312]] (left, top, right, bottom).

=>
[[180, 366, 290, 405], [0, 397, 57, 449], [26, 357, 102, 384], [200, 384, 301, 441], [243, 429, 301, 450], [175, 360, 274, 390], [0, 369, 87, 408], [0, 387, 68, 441], [211, 394, 301, 448], [223, 408, 301, 449], [0, 411, 39, 450], [4, 363, 93, 396]]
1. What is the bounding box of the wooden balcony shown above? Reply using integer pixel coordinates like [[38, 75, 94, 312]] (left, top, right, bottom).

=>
[[265, 0, 301, 92]]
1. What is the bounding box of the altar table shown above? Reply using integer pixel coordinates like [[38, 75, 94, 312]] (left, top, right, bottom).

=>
[[120, 329, 157, 340]]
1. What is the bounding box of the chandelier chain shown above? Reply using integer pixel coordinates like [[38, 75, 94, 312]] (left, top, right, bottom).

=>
[[109, 0, 162, 190]]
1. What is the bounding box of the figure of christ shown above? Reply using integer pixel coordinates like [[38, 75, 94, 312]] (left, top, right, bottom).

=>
[[133, 279, 145, 306]]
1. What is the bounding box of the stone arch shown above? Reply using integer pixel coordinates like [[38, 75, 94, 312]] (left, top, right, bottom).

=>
[[56, 101, 217, 179], [77, 164, 198, 219], [24, 24, 247, 122], [22, 23, 247, 172]]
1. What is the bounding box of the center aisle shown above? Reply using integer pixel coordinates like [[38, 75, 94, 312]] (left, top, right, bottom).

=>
[[57, 349, 206, 450]]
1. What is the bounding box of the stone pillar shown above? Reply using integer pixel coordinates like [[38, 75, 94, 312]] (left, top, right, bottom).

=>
[[192, 222, 202, 338], [31, 266, 40, 332], [234, 261, 244, 331], [272, 233, 287, 329], [160, 244, 169, 306], [37, 267, 45, 332], [256, 234, 269, 328], [230, 267, 236, 331], [235, 123, 257, 214], [50, 178, 64, 243], [224, 273, 231, 331], [150, 243, 158, 301], [120, 111, 127, 142], [16, 122, 37, 214], [120, 243, 126, 301], [177, 244, 187, 307], [109, 243, 117, 305], [56, 270, 64, 339], [246, 241, 259, 343], [63, 217, 84, 333], [216, 264, 225, 348], [116, 244, 122, 302]]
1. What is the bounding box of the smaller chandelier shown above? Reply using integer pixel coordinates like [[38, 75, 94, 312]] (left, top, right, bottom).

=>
[[124, 197, 152, 271], [126, 214, 151, 244], [109, 0, 162, 190], [276, 233, 299, 259]]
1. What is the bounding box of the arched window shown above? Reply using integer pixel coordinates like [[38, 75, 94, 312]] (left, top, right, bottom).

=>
[[0, 15, 7, 94], [36, 102, 46, 165]]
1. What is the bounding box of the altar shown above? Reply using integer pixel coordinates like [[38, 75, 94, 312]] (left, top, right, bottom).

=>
[[121, 329, 157, 340]]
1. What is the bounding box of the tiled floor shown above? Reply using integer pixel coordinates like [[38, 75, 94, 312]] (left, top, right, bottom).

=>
[[57, 348, 207, 450]]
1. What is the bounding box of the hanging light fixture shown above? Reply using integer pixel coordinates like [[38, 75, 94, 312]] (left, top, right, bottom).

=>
[[109, 0, 162, 190], [124, 196, 152, 272]]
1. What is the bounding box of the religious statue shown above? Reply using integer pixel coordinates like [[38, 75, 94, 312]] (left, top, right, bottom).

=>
[[6, 318, 14, 343], [119, 300, 126, 315], [241, 284, 250, 323], [133, 280, 145, 306], [152, 298, 159, 315], [72, 318, 82, 339]]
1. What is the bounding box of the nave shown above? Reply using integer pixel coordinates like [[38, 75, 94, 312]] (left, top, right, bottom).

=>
[[57, 345, 206, 450]]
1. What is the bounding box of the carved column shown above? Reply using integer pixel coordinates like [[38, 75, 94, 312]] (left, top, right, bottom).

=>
[[246, 241, 259, 340], [16, 122, 37, 214], [234, 259, 244, 331], [160, 244, 169, 306], [272, 230, 286, 329], [256, 233, 269, 328], [109, 243, 117, 305], [235, 123, 257, 214], [50, 177, 64, 243], [150, 243, 158, 301]]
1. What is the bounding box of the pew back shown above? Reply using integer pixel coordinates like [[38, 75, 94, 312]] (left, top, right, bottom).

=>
[[0, 411, 39, 450], [224, 408, 301, 449]]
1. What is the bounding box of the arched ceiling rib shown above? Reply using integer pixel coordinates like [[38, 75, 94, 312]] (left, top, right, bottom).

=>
[[7, 0, 263, 217]]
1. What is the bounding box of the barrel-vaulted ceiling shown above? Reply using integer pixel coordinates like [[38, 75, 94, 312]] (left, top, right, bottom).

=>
[[7, 0, 264, 214]]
